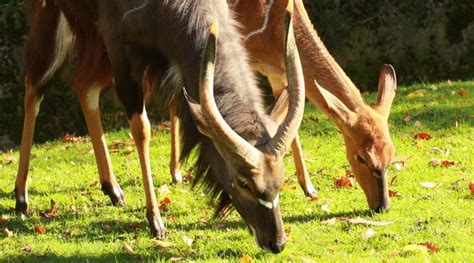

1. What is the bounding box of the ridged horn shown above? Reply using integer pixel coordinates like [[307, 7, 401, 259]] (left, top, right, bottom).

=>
[[199, 21, 261, 167], [266, 0, 305, 158]]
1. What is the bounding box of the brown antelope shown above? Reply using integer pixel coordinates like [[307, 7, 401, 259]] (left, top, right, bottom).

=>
[[16, 0, 304, 253], [170, 0, 397, 211]]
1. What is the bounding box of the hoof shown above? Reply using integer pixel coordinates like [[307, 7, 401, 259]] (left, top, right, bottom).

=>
[[14, 188, 28, 214], [101, 182, 126, 206], [304, 185, 318, 200], [147, 210, 166, 239], [171, 170, 182, 184]]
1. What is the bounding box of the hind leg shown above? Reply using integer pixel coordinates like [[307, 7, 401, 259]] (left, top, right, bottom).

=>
[[14, 76, 44, 213], [75, 84, 125, 206], [291, 133, 317, 199]]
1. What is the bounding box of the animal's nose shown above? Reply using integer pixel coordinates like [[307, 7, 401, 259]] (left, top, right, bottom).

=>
[[269, 240, 285, 253]]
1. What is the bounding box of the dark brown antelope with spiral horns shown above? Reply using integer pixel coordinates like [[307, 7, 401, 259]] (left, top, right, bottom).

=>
[[15, 0, 304, 253]]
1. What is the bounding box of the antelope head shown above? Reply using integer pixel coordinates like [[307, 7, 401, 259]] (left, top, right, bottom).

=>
[[314, 65, 397, 212], [184, 2, 303, 253]]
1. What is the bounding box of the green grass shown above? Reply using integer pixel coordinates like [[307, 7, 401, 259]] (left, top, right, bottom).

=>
[[1, 81, 473, 262]]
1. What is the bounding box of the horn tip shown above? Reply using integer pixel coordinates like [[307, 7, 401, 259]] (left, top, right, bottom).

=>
[[286, 0, 294, 14], [210, 20, 218, 38]]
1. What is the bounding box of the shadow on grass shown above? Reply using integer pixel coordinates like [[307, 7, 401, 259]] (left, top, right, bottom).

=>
[[5, 252, 176, 262]]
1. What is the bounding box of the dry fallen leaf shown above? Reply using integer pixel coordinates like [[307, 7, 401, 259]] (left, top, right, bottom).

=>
[[123, 244, 134, 254], [3, 228, 13, 237], [429, 158, 442, 166], [62, 133, 86, 143], [469, 182, 474, 195], [420, 182, 438, 188], [459, 89, 468, 97], [40, 199, 59, 219], [346, 217, 393, 226], [414, 120, 423, 127], [159, 197, 172, 212], [22, 245, 32, 253], [362, 228, 376, 240], [334, 175, 355, 188], [170, 256, 183, 262], [34, 225, 47, 234], [402, 114, 412, 123], [321, 203, 330, 213], [419, 242, 440, 253], [240, 254, 252, 263], [158, 185, 171, 196], [389, 190, 401, 197], [440, 160, 456, 167], [90, 179, 99, 187], [2, 154, 17, 164], [0, 214, 11, 224], [414, 132, 432, 140], [182, 235, 194, 247]]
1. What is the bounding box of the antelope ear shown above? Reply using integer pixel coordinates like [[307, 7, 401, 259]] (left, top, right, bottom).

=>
[[183, 88, 211, 137], [269, 88, 289, 124], [375, 64, 397, 119], [314, 80, 356, 125]]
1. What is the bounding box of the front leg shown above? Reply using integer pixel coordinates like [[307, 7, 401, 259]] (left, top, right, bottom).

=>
[[291, 133, 317, 199], [169, 102, 182, 183], [113, 57, 166, 238]]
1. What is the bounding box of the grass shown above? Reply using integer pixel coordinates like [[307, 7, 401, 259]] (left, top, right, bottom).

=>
[[0, 81, 473, 262]]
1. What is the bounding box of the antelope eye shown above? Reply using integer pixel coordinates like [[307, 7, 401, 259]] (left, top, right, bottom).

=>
[[355, 154, 368, 165], [237, 177, 251, 191]]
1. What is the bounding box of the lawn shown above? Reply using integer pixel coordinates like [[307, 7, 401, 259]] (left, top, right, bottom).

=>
[[0, 81, 473, 262]]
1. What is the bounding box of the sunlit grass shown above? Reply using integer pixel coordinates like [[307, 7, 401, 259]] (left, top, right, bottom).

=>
[[0, 81, 473, 261]]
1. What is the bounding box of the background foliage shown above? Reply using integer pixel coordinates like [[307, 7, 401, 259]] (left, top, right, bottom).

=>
[[1, 0, 473, 145]]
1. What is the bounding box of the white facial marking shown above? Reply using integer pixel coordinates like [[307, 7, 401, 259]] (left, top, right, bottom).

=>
[[18, 194, 26, 203], [86, 85, 101, 111], [258, 198, 273, 209], [273, 194, 279, 207]]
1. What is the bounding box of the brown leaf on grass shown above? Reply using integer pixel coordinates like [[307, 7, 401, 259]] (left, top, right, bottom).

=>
[[440, 160, 456, 167], [3, 228, 13, 237], [469, 182, 474, 195], [346, 217, 393, 226], [362, 228, 376, 240], [402, 114, 412, 123], [334, 175, 355, 188], [159, 197, 172, 212], [34, 225, 47, 234], [414, 132, 432, 140], [170, 256, 183, 262], [389, 190, 401, 197], [0, 215, 11, 224], [459, 89, 468, 97], [122, 244, 134, 254], [62, 133, 86, 143], [40, 199, 58, 219], [239, 254, 253, 263], [22, 245, 32, 253], [321, 203, 330, 213], [419, 242, 440, 253], [430, 147, 450, 156], [414, 120, 423, 127], [2, 154, 17, 164], [90, 179, 99, 187]]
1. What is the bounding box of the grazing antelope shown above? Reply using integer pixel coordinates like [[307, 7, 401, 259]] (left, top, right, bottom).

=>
[[171, 0, 397, 211], [16, 0, 304, 253]]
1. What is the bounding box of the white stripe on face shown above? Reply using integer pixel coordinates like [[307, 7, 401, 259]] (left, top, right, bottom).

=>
[[258, 194, 279, 209]]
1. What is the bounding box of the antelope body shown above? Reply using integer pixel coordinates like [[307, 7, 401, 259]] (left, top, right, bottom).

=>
[[16, 0, 305, 253]]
